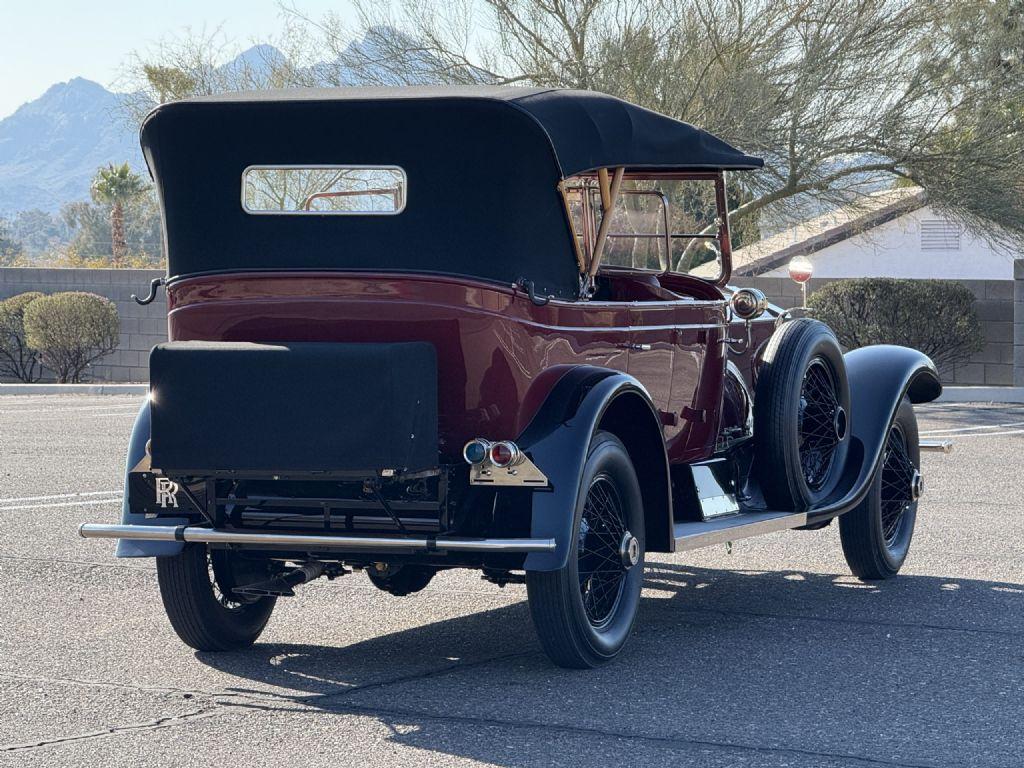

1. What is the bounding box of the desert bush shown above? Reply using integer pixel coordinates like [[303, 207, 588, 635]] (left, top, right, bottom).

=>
[[23, 292, 120, 383], [0, 292, 44, 382], [807, 278, 984, 369]]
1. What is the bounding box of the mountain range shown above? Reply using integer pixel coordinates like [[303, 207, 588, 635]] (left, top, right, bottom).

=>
[[0, 78, 145, 216], [0, 31, 449, 220]]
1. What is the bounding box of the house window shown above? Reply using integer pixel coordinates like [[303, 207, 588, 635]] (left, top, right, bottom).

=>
[[919, 219, 961, 251]]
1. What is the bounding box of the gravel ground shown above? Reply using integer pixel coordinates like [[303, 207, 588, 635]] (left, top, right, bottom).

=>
[[0, 396, 1021, 767]]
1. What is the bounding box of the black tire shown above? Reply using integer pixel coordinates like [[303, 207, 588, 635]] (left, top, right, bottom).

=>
[[840, 397, 921, 580], [755, 318, 851, 510], [366, 564, 437, 596], [526, 431, 645, 669], [156, 544, 276, 651]]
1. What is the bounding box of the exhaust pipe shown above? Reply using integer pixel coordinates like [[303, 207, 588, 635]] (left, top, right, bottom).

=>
[[78, 523, 556, 553], [234, 561, 325, 598], [919, 439, 953, 454]]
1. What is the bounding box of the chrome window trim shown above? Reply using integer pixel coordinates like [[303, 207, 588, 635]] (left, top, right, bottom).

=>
[[241, 164, 408, 216]]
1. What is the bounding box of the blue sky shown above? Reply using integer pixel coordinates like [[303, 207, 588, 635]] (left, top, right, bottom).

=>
[[0, 1, 358, 119]]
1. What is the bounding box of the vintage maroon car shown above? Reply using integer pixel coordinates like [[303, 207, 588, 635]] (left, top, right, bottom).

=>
[[80, 87, 943, 668]]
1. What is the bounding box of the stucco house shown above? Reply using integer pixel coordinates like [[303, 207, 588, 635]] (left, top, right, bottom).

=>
[[713, 187, 1022, 388], [728, 187, 1018, 281]]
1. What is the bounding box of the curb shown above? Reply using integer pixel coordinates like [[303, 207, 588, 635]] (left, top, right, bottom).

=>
[[937, 386, 1024, 404], [0, 383, 148, 395]]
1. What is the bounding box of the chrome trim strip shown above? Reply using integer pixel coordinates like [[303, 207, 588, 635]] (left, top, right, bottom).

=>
[[241, 164, 407, 216], [673, 511, 808, 552], [78, 523, 556, 553]]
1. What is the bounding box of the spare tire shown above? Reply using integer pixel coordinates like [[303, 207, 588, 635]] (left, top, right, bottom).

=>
[[754, 318, 851, 510]]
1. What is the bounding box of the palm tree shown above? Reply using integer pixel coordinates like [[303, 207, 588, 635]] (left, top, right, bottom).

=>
[[91, 163, 149, 268]]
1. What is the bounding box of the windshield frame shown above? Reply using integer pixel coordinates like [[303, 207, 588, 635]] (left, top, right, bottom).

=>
[[559, 169, 734, 293]]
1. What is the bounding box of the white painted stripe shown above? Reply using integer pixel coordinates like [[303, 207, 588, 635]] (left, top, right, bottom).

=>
[[0, 497, 123, 512], [940, 429, 1024, 439], [921, 421, 1024, 436], [11, 412, 140, 422], [0, 490, 122, 504], [0, 404, 141, 415]]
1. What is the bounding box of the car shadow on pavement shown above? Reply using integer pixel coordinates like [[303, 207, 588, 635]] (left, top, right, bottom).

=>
[[198, 563, 1024, 767]]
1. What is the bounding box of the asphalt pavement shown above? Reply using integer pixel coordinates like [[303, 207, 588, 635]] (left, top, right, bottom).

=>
[[1, 396, 1021, 767]]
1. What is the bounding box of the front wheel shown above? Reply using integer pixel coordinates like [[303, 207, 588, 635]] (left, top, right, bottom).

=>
[[156, 544, 277, 651], [526, 431, 645, 669], [839, 397, 921, 580]]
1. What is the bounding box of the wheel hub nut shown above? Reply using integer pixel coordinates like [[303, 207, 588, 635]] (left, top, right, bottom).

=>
[[910, 469, 923, 501], [833, 405, 848, 441], [619, 532, 640, 569]]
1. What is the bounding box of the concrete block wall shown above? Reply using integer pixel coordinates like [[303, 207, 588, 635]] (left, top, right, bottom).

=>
[[0, 267, 1020, 386], [731, 275, 1015, 387], [1015, 260, 1024, 387], [0, 267, 166, 383]]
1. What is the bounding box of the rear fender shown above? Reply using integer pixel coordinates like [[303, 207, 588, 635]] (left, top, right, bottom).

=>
[[805, 344, 941, 524], [519, 367, 672, 572], [115, 399, 188, 558]]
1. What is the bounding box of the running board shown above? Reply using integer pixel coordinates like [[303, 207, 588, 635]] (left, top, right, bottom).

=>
[[674, 511, 808, 552]]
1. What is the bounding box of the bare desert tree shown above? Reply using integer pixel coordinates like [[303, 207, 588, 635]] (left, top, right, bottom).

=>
[[281, 0, 1024, 241], [124, 0, 1024, 243]]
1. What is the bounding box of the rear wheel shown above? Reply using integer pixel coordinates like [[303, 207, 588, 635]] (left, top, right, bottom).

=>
[[156, 544, 276, 651], [840, 397, 921, 580], [526, 431, 645, 669]]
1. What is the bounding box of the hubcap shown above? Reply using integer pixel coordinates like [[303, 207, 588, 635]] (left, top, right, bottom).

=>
[[798, 358, 845, 490], [619, 532, 640, 569], [833, 406, 848, 441], [910, 468, 924, 502], [577, 475, 631, 627]]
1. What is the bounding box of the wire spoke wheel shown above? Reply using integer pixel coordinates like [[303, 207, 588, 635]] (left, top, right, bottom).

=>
[[207, 550, 245, 611], [527, 431, 644, 668], [838, 397, 920, 581], [798, 358, 844, 490], [880, 425, 916, 547], [577, 475, 628, 627]]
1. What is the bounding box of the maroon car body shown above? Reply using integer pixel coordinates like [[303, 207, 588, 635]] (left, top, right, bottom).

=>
[[165, 270, 752, 464]]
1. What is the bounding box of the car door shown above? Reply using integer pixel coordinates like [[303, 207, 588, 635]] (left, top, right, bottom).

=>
[[625, 302, 676, 422]]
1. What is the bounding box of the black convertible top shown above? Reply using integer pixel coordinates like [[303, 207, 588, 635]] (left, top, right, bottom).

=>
[[142, 87, 762, 298]]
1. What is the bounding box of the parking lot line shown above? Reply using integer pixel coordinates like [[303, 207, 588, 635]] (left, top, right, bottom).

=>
[[0, 490, 123, 504], [920, 420, 1024, 436], [937, 429, 1024, 439], [0, 404, 142, 414], [0, 498, 122, 512]]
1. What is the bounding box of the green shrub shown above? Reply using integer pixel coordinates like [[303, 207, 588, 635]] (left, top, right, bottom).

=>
[[0, 292, 44, 382], [807, 278, 983, 369], [23, 292, 120, 383]]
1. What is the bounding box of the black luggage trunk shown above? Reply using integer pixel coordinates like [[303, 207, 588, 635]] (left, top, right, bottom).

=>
[[149, 341, 438, 475]]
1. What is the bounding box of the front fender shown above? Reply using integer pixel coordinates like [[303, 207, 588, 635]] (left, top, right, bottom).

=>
[[114, 399, 188, 558], [519, 366, 671, 571], [805, 344, 941, 524]]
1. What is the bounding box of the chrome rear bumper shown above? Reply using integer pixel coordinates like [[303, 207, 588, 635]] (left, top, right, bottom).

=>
[[78, 523, 555, 553]]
